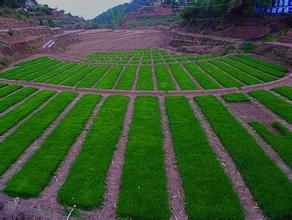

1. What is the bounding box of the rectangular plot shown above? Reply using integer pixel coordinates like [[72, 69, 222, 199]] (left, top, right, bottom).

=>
[[135, 66, 154, 91], [96, 66, 123, 90], [34, 63, 76, 83], [232, 55, 285, 78], [0, 90, 56, 135], [169, 64, 196, 90], [4, 94, 100, 198], [155, 65, 176, 91], [195, 95, 292, 219], [0, 92, 77, 176], [58, 96, 129, 209], [0, 83, 7, 88], [77, 65, 110, 88], [115, 66, 136, 90], [117, 96, 170, 219], [250, 122, 292, 168], [184, 63, 220, 89], [46, 64, 87, 85], [210, 59, 261, 85], [61, 65, 96, 87], [237, 54, 288, 73], [166, 96, 243, 219], [0, 85, 22, 99], [272, 86, 292, 101], [223, 58, 275, 82], [0, 87, 37, 113], [16, 57, 49, 67], [222, 93, 250, 103], [249, 90, 292, 123], [198, 62, 242, 88]]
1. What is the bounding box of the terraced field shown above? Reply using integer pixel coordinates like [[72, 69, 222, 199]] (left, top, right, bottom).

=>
[[0, 49, 291, 219]]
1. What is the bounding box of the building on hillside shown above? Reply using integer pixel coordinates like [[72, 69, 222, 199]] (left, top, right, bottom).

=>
[[256, 0, 292, 14]]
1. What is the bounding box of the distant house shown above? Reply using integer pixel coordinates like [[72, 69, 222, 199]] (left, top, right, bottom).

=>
[[256, 0, 292, 14]]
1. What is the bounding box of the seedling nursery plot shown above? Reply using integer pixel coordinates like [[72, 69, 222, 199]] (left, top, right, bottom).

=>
[[0, 49, 291, 219]]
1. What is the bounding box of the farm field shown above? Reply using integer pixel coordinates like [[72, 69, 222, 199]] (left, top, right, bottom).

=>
[[0, 48, 291, 219]]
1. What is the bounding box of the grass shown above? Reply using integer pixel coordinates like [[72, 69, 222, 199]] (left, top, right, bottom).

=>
[[115, 66, 136, 90], [237, 54, 288, 73], [58, 96, 129, 209], [232, 55, 286, 78], [117, 97, 170, 219], [222, 93, 250, 103], [0, 90, 56, 135], [272, 86, 292, 101], [136, 66, 154, 90], [4, 94, 100, 198], [155, 64, 176, 91], [77, 65, 110, 88], [195, 95, 292, 219], [0, 85, 22, 99], [197, 62, 242, 88], [0, 92, 77, 176], [0, 87, 37, 113], [96, 66, 123, 90], [222, 58, 275, 82], [166, 96, 244, 219], [249, 121, 292, 167], [210, 59, 261, 85], [184, 63, 220, 89], [169, 63, 196, 90], [249, 90, 292, 123], [61, 65, 96, 87]]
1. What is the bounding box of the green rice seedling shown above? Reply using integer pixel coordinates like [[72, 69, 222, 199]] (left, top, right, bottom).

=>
[[169, 63, 196, 90], [166, 96, 244, 219], [58, 96, 129, 209], [249, 90, 292, 123], [197, 62, 242, 88], [115, 66, 136, 90], [4, 94, 100, 198], [96, 66, 123, 89], [0, 90, 56, 135], [184, 63, 220, 89], [0, 87, 38, 113], [155, 65, 176, 91], [136, 66, 154, 90], [195, 95, 292, 219], [117, 97, 170, 219], [272, 86, 292, 101], [77, 65, 110, 88], [0, 85, 22, 99], [0, 91, 77, 176], [222, 93, 250, 103]]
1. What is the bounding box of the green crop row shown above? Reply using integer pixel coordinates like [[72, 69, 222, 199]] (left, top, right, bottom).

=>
[[155, 65, 176, 91], [117, 97, 170, 219], [5, 94, 100, 198], [115, 66, 136, 90], [250, 121, 292, 167], [184, 63, 220, 89], [210, 59, 261, 85], [0, 90, 56, 135], [195, 95, 292, 219], [197, 62, 242, 88], [96, 66, 123, 89], [59, 96, 129, 209], [61, 65, 96, 87], [249, 90, 292, 123], [166, 96, 243, 219], [222, 93, 250, 103], [77, 65, 110, 88], [272, 86, 292, 101], [0, 87, 38, 113], [0, 85, 22, 99], [136, 66, 154, 90], [232, 55, 286, 77], [169, 63, 196, 90], [0, 92, 77, 176], [222, 58, 275, 82]]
